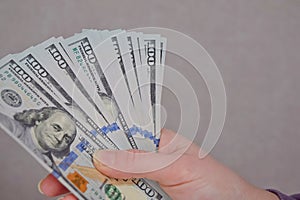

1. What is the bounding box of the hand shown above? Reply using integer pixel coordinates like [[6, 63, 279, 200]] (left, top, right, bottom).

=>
[[39, 129, 279, 200]]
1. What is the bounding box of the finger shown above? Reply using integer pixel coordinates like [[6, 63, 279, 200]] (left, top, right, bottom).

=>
[[92, 149, 186, 183], [159, 128, 200, 156], [38, 174, 69, 197], [59, 193, 77, 200]]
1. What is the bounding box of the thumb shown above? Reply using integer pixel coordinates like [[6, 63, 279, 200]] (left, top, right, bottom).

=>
[[92, 149, 181, 182]]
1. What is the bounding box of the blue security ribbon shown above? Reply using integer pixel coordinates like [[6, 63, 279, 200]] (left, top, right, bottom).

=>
[[58, 151, 78, 171], [109, 122, 120, 132], [90, 123, 120, 137], [90, 129, 98, 137], [100, 126, 109, 134], [76, 139, 89, 152], [129, 125, 160, 146], [129, 125, 139, 135], [93, 123, 160, 146], [154, 138, 160, 146], [101, 122, 120, 135], [52, 169, 61, 178]]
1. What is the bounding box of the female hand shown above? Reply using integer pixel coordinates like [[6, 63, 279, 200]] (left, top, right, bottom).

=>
[[39, 129, 278, 200]]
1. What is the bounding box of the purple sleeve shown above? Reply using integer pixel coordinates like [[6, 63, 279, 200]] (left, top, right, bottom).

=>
[[267, 189, 300, 200]]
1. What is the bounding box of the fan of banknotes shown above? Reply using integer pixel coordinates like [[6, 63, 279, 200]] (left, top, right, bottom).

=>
[[0, 29, 170, 199]]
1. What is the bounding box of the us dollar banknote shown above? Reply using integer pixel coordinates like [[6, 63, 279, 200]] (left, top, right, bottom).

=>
[[15, 52, 118, 150], [62, 32, 158, 150], [0, 29, 168, 200], [142, 35, 160, 142], [17, 38, 131, 150], [0, 55, 170, 200], [34, 37, 132, 150]]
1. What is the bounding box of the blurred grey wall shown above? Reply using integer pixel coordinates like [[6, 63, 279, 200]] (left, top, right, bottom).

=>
[[0, 0, 299, 199]]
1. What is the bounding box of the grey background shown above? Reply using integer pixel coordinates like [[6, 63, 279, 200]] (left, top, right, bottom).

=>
[[0, 0, 299, 199]]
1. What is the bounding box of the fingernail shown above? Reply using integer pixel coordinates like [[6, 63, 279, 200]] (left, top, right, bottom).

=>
[[57, 197, 64, 200], [37, 179, 44, 194], [93, 150, 114, 166]]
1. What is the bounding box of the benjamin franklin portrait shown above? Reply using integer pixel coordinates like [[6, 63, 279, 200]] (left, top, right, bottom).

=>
[[0, 107, 77, 167]]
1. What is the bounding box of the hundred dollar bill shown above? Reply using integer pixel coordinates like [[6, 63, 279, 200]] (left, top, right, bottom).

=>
[[132, 32, 150, 106], [61, 32, 141, 150], [143, 34, 167, 142], [93, 32, 158, 150], [126, 33, 142, 101], [137, 34, 162, 145], [0, 55, 170, 200], [61, 32, 158, 150], [156, 37, 167, 140], [128, 33, 164, 145], [14, 47, 118, 150], [125, 32, 156, 138], [0, 55, 107, 199], [27, 37, 132, 150], [109, 32, 154, 139]]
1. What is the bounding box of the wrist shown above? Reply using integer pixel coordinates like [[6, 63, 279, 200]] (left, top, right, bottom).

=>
[[241, 182, 280, 200]]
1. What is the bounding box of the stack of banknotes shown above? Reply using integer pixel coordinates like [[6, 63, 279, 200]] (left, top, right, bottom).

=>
[[0, 29, 170, 199]]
